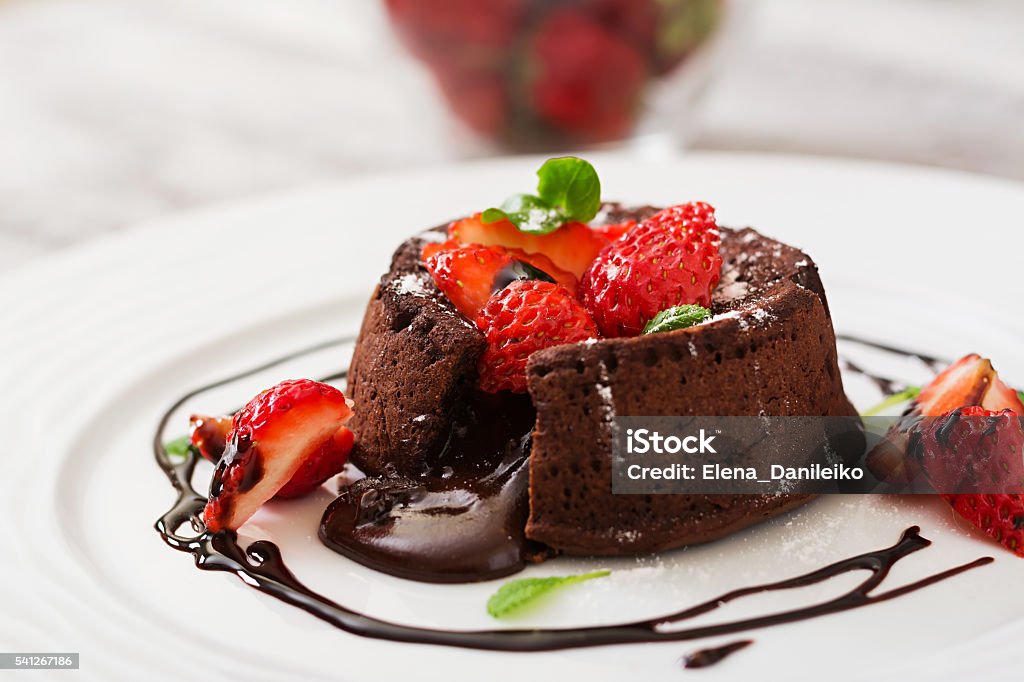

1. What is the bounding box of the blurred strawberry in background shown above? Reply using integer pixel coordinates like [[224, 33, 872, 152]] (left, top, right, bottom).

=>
[[384, 0, 722, 149]]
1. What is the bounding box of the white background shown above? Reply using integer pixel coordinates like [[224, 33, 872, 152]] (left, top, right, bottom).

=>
[[1, 0, 1022, 273]]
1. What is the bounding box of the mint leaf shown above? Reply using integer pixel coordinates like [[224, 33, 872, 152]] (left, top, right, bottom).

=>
[[536, 157, 601, 223], [861, 386, 921, 417], [486, 570, 610, 619], [642, 305, 711, 334], [484, 157, 602, 235], [165, 435, 192, 458], [481, 207, 508, 224], [484, 194, 564, 235], [1018, 390, 1024, 405]]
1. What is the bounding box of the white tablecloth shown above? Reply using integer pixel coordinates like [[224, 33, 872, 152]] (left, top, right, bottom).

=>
[[1, 0, 1021, 273]]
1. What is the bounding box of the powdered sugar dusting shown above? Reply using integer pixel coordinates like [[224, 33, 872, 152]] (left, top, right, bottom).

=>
[[596, 360, 615, 425], [705, 309, 749, 330], [392, 273, 429, 296], [715, 265, 750, 302]]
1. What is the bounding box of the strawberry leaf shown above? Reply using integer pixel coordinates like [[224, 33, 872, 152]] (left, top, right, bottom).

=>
[[642, 305, 711, 334], [486, 570, 610, 619]]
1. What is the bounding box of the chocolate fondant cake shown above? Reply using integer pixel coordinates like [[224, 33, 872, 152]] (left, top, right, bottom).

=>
[[347, 202, 856, 556]]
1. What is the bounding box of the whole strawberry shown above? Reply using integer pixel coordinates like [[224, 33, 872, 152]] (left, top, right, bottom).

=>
[[914, 406, 1024, 495], [579, 202, 722, 337], [476, 279, 599, 393], [424, 242, 577, 321], [526, 9, 647, 141]]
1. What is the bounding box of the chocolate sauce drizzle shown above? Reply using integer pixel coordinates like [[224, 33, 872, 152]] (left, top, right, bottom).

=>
[[154, 334, 992, 653], [683, 640, 753, 669], [837, 334, 948, 395]]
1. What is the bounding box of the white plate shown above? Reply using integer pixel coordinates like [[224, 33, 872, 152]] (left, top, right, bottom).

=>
[[3, 153, 1024, 681]]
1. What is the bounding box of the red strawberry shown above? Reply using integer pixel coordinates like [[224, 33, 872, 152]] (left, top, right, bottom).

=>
[[526, 9, 648, 141], [945, 493, 1024, 557], [914, 406, 1024, 494], [433, 66, 509, 136], [583, 0, 657, 53], [984, 374, 1024, 413], [190, 414, 232, 463], [476, 280, 599, 393], [867, 355, 1022, 484], [275, 428, 355, 499], [579, 202, 723, 337], [190, 412, 352, 500], [423, 242, 577, 321], [448, 213, 617, 278], [384, 0, 527, 67], [203, 379, 353, 532], [915, 354, 995, 416], [591, 219, 635, 242]]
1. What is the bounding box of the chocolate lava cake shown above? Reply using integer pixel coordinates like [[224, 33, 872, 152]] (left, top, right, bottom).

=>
[[346, 202, 857, 556]]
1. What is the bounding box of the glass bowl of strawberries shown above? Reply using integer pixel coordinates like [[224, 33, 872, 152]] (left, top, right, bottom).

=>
[[384, 0, 729, 150]]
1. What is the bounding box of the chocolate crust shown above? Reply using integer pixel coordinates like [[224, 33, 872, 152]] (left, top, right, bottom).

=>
[[524, 280, 855, 554], [346, 234, 486, 476], [346, 204, 856, 555]]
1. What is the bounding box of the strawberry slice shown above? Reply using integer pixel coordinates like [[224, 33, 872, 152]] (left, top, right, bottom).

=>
[[448, 213, 613, 278], [275, 428, 355, 499], [983, 375, 1024, 413], [921, 404, 1024, 557], [423, 242, 577, 321], [867, 354, 1023, 485], [202, 379, 353, 532], [914, 354, 994, 416], [946, 493, 1024, 557], [191, 412, 353, 500]]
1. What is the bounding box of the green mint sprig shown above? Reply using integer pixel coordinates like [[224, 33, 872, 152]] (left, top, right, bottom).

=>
[[860, 386, 921, 417], [164, 435, 193, 458], [482, 157, 601, 235], [486, 570, 610, 619], [642, 305, 711, 334]]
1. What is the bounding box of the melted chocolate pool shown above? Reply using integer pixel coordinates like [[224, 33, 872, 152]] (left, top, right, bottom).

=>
[[154, 334, 993, 654], [320, 392, 546, 583]]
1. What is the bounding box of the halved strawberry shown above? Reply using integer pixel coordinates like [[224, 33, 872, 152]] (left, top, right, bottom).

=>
[[913, 354, 994, 416], [983, 375, 1024, 413], [275, 427, 355, 499], [448, 213, 612, 277], [190, 412, 352, 500], [867, 354, 1021, 484], [423, 242, 577, 321], [946, 493, 1024, 557], [202, 379, 353, 532], [915, 406, 1024, 494]]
